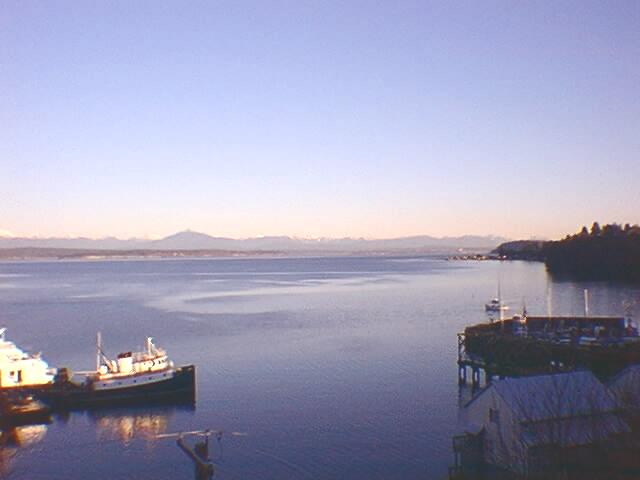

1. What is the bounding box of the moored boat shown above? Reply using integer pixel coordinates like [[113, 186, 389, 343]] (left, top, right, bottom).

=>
[[0, 328, 55, 389], [485, 279, 509, 313], [34, 333, 195, 409], [484, 297, 509, 312], [0, 392, 52, 427]]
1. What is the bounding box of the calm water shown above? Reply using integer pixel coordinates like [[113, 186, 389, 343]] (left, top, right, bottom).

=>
[[0, 256, 638, 479]]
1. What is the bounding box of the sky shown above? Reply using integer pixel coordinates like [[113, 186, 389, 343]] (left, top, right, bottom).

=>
[[1, 1, 639, 240]]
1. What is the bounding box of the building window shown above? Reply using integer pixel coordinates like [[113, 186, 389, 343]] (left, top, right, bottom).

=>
[[489, 408, 500, 423]]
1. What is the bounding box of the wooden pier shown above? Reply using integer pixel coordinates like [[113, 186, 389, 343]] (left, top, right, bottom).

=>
[[458, 315, 640, 383]]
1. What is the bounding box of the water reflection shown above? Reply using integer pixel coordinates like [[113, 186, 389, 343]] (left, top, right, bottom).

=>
[[0, 424, 47, 476], [90, 404, 195, 445]]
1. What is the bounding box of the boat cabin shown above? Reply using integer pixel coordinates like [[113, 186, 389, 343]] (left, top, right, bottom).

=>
[[96, 336, 173, 378], [0, 329, 55, 388]]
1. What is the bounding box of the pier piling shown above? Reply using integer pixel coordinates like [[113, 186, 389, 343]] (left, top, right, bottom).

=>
[[458, 365, 467, 385], [471, 367, 480, 388]]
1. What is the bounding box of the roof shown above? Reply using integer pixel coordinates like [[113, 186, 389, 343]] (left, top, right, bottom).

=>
[[492, 371, 618, 422], [609, 364, 640, 407], [610, 363, 640, 387], [522, 413, 630, 448]]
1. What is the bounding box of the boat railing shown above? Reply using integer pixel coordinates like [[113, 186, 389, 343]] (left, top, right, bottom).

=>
[[132, 349, 167, 362]]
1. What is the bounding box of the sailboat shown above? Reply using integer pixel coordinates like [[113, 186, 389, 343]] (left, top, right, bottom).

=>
[[485, 281, 509, 313]]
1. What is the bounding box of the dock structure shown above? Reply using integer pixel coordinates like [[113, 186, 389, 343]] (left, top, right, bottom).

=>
[[449, 432, 483, 480], [457, 314, 640, 383], [457, 333, 504, 389], [453, 311, 640, 479]]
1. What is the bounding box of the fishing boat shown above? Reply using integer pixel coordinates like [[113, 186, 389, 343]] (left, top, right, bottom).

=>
[[34, 333, 195, 409]]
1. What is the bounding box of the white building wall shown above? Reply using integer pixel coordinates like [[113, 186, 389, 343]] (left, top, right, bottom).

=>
[[464, 387, 527, 474]]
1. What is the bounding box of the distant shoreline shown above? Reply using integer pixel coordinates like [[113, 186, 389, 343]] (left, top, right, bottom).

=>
[[0, 248, 281, 261], [0, 247, 491, 262], [491, 223, 640, 283]]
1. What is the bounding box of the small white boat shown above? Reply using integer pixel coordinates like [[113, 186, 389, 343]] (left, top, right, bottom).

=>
[[485, 278, 509, 313], [485, 298, 509, 312]]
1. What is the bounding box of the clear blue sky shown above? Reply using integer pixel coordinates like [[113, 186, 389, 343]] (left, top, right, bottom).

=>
[[2, 1, 639, 240]]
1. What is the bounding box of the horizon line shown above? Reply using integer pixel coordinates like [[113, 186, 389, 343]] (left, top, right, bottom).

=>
[[0, 229, 519, 242]]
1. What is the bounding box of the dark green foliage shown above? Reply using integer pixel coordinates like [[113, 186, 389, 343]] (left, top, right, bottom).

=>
[[544, 223, 640, 282], [493, 240, 545, 261]]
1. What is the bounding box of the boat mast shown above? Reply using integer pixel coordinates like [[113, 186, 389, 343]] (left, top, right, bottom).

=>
[[546, 278, 553, 317], [96, 331, 102, 371], [498, 277, 504, 322]]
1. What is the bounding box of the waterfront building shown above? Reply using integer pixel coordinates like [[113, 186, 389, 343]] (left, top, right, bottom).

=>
[[454, 371, 631, 478], [609, 364, 640, 419]]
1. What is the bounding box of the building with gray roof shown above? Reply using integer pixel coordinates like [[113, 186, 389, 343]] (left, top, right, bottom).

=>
[[456, 371, 631, 477]]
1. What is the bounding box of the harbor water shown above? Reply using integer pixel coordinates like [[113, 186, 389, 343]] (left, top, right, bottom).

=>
[[0, 256, 638, 479]]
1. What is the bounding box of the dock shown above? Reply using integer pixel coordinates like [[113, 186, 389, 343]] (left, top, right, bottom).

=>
[[457, 314, 640, 385]]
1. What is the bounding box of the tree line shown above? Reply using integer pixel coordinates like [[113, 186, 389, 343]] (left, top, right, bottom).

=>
[[543, 222, 640, 282]]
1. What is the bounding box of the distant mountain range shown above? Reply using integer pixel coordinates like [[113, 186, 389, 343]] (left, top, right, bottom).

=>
[[0, 230, 507, 254]]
